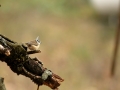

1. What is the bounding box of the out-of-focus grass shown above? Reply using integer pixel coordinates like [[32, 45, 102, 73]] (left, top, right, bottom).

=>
[[0, 0, 120, 90]]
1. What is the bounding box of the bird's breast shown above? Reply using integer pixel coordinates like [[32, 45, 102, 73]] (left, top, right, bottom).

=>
[[28, 44, 40, 50]]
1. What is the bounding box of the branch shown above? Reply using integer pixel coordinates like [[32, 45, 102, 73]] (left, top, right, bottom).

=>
[[110, 6, 120, 77], [0, 34, 64, 90], [27, 50, 41, 55], [0, 44, 10, 56], [0, 77, 6, 90]]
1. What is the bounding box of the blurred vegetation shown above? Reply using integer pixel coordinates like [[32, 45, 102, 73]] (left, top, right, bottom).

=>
[[0, 0, 120, 90], [1, 0, 90, 16]]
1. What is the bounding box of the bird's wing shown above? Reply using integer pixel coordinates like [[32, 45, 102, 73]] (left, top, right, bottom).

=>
[[25, 40, 38, 46]]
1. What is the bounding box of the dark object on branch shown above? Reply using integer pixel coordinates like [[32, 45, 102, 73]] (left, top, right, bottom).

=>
[[0, 34, 64, 90], [0, 77, 6, 90]]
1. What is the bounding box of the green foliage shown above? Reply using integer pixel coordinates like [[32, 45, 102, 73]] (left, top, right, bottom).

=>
[[1, 0, 91, 17]]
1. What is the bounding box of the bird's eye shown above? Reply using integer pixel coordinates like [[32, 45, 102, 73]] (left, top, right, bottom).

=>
[[37, 39, 40, 43]]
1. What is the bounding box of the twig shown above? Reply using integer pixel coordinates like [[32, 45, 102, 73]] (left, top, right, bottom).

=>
[[27, 50, 41, 55], [0, 77, 6, 90]]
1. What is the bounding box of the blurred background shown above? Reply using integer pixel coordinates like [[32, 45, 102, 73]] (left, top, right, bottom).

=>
[[0, 0, 120, 90]]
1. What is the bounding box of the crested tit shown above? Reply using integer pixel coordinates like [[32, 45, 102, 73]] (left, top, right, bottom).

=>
[[25, 36, 41, 50]]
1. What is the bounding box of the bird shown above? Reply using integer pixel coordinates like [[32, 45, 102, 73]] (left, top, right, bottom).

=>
[[25, 36, 41, 51]]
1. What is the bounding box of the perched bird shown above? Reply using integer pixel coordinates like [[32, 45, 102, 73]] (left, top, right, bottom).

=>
[[25, 36, 41, 50]]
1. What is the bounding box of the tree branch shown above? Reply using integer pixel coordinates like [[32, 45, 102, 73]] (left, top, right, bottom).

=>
[[110, 6, 120, 77], [0, 34, 64, 90]]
